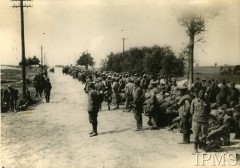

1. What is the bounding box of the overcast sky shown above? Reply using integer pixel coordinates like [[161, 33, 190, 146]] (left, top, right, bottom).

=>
[[1, 0, 239, 67]]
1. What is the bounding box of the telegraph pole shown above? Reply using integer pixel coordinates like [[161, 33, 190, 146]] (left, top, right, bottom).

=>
[[12, 0, 32, 98], [86, 50, 89, 70], [41, 45, 43, 73], [122, 38, 125, 57], [122, 37, 127, 72], [44, 53, 46, 66]]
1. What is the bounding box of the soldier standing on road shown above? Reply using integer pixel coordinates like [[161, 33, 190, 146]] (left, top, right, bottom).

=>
[[44, 78, 52, 103], [7, 85, 19, 112], [112, 78, 120, 109], [191, 88, 211, 153], [176, 86, 192, 144], [124, 78, 134, 112], [105, 76, 112, 110], [132, 79, 144, 131], [88, 82, 100, 137]]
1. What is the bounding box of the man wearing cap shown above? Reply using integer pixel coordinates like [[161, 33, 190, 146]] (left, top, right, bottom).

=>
[[191, 88, 211, 153], [132, 79, 144, 130], [88, 82, 100, 137], [176, 86, 192, 144]]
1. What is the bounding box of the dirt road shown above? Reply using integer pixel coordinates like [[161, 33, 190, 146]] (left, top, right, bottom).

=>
[[1, 68, 240, 168]]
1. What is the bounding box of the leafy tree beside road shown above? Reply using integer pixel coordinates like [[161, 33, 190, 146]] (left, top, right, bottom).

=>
[[101, 45, 184, 77], [76, 52, 95, 70], [19, 56, 40, 67], [178, 7, 221, 86]]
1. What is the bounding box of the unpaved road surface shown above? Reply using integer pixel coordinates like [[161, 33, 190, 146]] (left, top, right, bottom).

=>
[[1, 68, 240, 168]]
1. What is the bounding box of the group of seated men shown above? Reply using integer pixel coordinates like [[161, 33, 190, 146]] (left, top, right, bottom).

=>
[[63, 67, 240, 152]]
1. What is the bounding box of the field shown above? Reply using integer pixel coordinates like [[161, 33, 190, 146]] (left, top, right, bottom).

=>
[[1, 65, 44, 100], [178, 66, 240, 84]]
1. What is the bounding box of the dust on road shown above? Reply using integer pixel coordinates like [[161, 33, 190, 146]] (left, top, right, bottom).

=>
[[1, 68, 240, 168]]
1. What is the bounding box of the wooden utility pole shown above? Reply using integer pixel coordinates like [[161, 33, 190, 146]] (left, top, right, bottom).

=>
[[122, 37, 125, 57], [41, 45, 43, 73], [12, 0, 32, 98]]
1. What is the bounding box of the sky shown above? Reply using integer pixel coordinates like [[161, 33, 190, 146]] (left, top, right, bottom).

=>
[[0, 0, 239, 67]]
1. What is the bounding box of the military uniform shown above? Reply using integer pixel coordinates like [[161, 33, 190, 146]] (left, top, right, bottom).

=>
[[105, 77, 112, 110], [227, 83, 239, 108], [218, 81, 229, 106], [112, 79, 119, 109], [95, 79, 105, 110], [88, 84, 100, 137], [44, 79, 52, 103], [191, 90, 211, 153], [132, 81, 144, 130], [145, 85, 158, 129], [8, 86, 18, 112], [124, 79, 134, 111], [177, 89, 192, 144]]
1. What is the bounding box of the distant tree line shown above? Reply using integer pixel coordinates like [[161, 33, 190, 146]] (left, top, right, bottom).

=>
[[19, 56, 40, 67], [100, 45, 185, 77]]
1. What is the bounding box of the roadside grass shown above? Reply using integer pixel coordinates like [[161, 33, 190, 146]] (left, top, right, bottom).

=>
[[1, 65, 43, 99], [177, 67, 240, 84]]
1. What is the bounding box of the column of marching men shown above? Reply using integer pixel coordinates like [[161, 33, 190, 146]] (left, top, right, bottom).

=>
[[62, 66, 240, 153]]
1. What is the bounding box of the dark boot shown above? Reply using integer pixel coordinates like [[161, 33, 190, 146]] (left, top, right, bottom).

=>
[[89, 123, 94, 135], [201, 138, 207, 151], [186, 133, 190, 143], [193, 142, 199, 154], [90, 123, 98, 137]]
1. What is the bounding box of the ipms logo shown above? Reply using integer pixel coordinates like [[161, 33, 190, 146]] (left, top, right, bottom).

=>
[[194, 153, 239, 166]]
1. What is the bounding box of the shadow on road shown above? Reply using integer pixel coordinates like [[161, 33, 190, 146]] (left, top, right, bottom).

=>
[[99, 128, 132, 135]]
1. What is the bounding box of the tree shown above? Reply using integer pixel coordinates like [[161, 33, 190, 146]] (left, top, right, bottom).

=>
[[76, 52, 95, 70], [101, 45, 184, 77], [27, 56, 40, 66], [178, 7, 220, 87], [161, 54, 185, 77], [178, 11, 205, 86], [19, 56, 40, 66]]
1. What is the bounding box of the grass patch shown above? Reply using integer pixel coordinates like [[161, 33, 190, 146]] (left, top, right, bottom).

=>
[[1, 65, 45, 99], [177, 67, 240, 84]]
